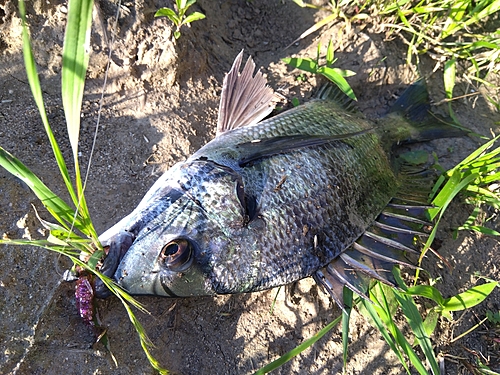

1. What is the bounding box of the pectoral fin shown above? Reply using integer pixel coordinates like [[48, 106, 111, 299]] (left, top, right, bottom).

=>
[[236, 130, 372, 167]]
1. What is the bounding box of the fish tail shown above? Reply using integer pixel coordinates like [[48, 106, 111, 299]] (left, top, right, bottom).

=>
[[386, 79, 467, 142]]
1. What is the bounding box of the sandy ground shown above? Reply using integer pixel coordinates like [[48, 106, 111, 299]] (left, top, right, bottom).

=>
[[0, 0, 499, 374]]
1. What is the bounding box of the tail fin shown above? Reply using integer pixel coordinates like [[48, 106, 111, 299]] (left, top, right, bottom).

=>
[[385, 79, 467, 143]]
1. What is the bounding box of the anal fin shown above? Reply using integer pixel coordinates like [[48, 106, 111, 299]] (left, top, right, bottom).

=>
[[314, 195, 431, 309]]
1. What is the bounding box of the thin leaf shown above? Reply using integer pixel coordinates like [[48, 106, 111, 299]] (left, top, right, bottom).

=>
[[458, 225, 500, 236], [62, 0, 93, 160], [444, 59, 456, 100], [282, 57, 319, 73], [155, 8, 180, 23], [442, 282, 498, 312], [359, 296, 412, 374], [0, 147, 87, 232], [18, 0, 78, 208], [183, 12, 206, 25], [317, 67, 357, 100], [393, 290, 440, 375], [62, 0, 98, 241], [254, 315, 342, 374], [342, 287, 353, 369], [326, 39, 334, 66], [406, 285, 445, 307]]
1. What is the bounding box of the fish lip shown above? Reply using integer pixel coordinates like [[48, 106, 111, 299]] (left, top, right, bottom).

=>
[[94, 230, 135, 298]]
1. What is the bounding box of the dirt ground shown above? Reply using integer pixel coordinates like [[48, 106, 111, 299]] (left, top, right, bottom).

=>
[[0, 0, 499, 374]]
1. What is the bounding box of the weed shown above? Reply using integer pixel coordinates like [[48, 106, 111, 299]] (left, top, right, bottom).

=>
[[155, 0, 205, 39], [290, 0, 500, 108], [283, 40, 357, 100], [0, 0, 168, 373], [487, 310, 500, 324]]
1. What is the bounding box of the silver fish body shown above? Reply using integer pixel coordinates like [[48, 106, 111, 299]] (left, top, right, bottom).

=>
[[95, 53, 461, 300]]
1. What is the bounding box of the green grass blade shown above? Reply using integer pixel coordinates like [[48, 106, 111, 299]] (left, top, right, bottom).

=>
[[459, 225, 500, 236], [342, 288, 353, 370], [452, 135, 500, 172], [254, 315, 342, 375], [282, 57, 319, 73], [18, 0, 78, 208], [317, 67, 357, 100], [119, 298, 169, 374], [61, 0, 98, 241], [62, 0, 93, 160], [442, 282, 498, 312], [393, 290, 440, 375], [406, 285, 445, 307], [0, 147, 89, 233], [359, 296, 412, 374], [326, 39, 334, 66]]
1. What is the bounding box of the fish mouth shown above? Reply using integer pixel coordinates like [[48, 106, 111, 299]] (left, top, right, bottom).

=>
[[94, 231, 135, 298]]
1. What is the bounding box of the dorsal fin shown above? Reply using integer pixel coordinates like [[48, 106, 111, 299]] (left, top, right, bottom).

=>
[[216, 51, 276, 136], [315, 83, 357, 113]]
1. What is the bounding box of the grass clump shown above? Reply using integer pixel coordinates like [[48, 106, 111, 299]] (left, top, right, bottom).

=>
[[0, 0, 168, 373], [290, 0, 500, 106]]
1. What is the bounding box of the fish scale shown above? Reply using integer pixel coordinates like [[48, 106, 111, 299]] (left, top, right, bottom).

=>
[[95, 51, 464, 305]]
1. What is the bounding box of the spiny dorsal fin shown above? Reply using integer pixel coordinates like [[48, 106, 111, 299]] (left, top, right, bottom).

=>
[[216, 51, 275, 136], [315, 83, 357, 113]]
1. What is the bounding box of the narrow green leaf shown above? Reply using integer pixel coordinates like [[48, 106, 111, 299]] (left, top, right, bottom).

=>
[[316, 41, 321, 66], [282, 57, 319, 73], [317, 67, 357, 100], [254, 315, 342, 374], [429, 171, 478, 220], [61, 0, 99, 242], [0, 147, 87, 232], [464, 0, 500, 29], [326, 39, 334, 66], [155, 7, 179, 22], [342, 288, 353, 369], [443, 59, 456, 100], [336, 68, 356, 77], [458, 225, 500, 236], [183, 12, 206, 25], [393, 290, 440, 375], [62, 0, 93, 160], [454, 136, 500, 172], [442, 282, 498, 312], [406, 285, 445, 307], [359, 296, 411, 374], [19, 0, 78, 208]]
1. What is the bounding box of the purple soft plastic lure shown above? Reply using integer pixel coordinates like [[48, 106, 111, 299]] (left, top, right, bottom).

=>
[[75, 273, 95, 326]]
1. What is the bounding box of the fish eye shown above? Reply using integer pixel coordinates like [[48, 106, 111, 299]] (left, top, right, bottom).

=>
[[160, 239, 193, 272]]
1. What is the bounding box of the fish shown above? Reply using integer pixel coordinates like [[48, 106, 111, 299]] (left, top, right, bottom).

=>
[[94, 51, 463, 306]]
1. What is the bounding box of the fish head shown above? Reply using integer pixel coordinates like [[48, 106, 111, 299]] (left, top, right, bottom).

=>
[[95, 159, 252, 298]]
